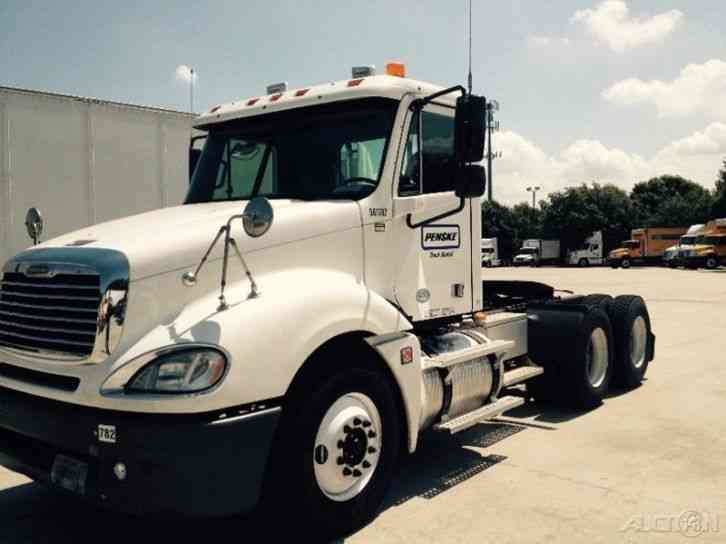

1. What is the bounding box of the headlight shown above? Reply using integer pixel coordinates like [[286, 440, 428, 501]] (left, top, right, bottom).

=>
[[126, 348, 228, 394]]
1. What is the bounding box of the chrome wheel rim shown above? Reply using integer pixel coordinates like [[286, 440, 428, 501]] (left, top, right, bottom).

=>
[[630, 316, 647, 369], [313, 392, 382, 502], [586, 327, 609, 388]]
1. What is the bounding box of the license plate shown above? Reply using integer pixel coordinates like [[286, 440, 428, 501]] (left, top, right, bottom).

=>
[[51, 454, 88, 495]]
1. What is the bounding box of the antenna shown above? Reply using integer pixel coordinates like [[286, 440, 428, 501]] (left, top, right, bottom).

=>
[[467, 0, 472, 94]]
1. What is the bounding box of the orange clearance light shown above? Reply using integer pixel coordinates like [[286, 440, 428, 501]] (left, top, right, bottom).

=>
[[347, 79, 364, 87], [386, 62, 406, 78], [246, 98, 260, 106], [294, 88, 310, 97], [269, 93, 283, 102]]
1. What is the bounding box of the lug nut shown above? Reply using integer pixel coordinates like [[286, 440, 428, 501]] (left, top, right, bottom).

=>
[[353, 469, 362, 477], [368, 447, 376, 454], [343, 467, 352, 476]]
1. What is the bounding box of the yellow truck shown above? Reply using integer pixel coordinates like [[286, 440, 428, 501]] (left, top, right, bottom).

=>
[[608, 227, 688, 268], [682, 219, 726, 269]]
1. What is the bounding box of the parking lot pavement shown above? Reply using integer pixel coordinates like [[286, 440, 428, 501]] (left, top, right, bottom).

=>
[[2, 266, 726, 543]]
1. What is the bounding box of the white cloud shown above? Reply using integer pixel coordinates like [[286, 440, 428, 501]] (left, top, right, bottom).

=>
[[175, 64, 197, 83], [602, 59, 726, 119], [570, 0, 683, 53], [492, 126, 724, 205], [526, 35, 571, 48], [657, 123, 726, 157]]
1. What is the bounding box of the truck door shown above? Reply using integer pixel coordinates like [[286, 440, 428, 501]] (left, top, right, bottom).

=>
[[391, 103, 473, 321]]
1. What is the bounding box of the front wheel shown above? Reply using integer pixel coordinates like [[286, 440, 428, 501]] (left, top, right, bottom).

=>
[[621, 258, 632, 269], [579, 258, 589, 267], [706, 256, 718, 270], [266, 367, 401, 538]]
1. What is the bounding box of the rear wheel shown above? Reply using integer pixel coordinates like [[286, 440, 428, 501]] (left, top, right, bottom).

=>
[[621, 258, 631, 269], [581, 293, 613, 313], [706, 256, 718, 270], [578, 258, 589, 267], [527, 307, 613, 409], [266, 366, 401, 538], [609, 295, 652, 388], [610, 260, 620, 269]]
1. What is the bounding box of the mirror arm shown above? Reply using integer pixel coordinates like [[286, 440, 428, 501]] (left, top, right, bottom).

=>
[[409, 85, 467, 112], [406, 196, 466, 229]]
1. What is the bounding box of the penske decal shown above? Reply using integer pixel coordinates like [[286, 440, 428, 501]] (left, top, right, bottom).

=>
[[421, 225, 461, 250]]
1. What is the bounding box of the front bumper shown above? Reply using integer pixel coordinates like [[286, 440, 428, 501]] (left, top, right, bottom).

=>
[[0, 386, 281, 518]]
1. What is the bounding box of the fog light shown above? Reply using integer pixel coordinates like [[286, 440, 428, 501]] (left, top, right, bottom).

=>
[[113, 462, 128, 481]]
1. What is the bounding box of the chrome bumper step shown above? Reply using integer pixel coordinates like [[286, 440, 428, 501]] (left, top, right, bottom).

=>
[[434, 395, 525, 434], [502, 366, 544, 388]]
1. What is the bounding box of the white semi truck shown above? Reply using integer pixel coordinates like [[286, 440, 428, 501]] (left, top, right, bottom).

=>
[[0, 85, 196, 266], [662, 224, 705, 268], [0, 66, 655, 538], [480, 237, 500, 267], [513, 238, 560, 266], [568, 231, 605, 267]]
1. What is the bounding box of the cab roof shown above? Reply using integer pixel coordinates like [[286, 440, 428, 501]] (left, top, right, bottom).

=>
[[193, 75, 452, 129]]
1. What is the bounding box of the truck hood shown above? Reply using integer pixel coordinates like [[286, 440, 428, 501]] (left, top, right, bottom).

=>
[[24, 200, 362, 280], [609, 248, 629, 258]]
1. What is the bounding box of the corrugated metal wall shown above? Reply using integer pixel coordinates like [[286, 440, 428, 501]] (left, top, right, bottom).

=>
[[0, 87, 196, 264]]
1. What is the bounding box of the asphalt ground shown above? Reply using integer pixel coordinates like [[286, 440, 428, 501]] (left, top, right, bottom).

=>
[[1, 265, 725, 543]]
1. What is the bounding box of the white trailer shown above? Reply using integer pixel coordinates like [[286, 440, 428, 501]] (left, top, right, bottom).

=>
[[568, 231, 604, 266], [480, 237, 500, 267], [0, 86, 195, 265], [0, 67, 655, 539], [514, 238, 560, 266]]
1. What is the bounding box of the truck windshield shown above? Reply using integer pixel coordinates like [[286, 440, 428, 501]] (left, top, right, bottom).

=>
[[623, 241, 640, 249], [481, 248, 494, 254], [680, 236, 696, 245], [520, 248, 538, 255], [186, 98, 398, 203]]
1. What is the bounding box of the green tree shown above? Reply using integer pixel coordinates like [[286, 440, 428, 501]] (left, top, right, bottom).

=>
[[510, 203, 543, 248], [711, 159, 726, 218], [541, 183, 634, 253], [630, 175, 713, 227]]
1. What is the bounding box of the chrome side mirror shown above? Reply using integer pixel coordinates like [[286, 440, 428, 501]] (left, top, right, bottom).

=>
[[242, 197, 274, 238], [25, 207, 44, 245]]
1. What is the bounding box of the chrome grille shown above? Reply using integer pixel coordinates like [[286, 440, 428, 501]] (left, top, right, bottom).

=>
[[0, 271, 102, 356]]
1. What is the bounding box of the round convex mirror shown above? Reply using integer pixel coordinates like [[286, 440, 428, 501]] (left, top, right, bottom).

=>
[[25, 207, 44, 244], [242, 197, 274, 238]]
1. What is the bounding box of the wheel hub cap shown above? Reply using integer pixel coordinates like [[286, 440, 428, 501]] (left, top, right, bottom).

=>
[[586, 327, 609, 388], [630, 316, 647, 369], [313, 393, 381, 502]]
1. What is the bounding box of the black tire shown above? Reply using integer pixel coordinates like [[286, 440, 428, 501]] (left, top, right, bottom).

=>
[[705, 256, 718, 270], [621, 258, 631, 269], [610, 260, 619, 269], [581, 293, 614, 313], [527, 306, 614, 409], [265, 366, 401, 539], [608, 295, 652, 388], [578, 258, 589, 267]]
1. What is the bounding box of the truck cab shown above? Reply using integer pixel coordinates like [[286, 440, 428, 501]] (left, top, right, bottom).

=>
[[663, 224, 705, 268], [684, 219, 726, 269], [0, 65, 656, 538], [568, 231, 603, 267]]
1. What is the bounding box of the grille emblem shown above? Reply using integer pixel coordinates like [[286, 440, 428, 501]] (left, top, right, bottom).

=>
[[22, 264, 56, 278]]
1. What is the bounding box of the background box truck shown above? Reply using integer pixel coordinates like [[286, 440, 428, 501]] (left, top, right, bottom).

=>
[[0, 85, 195, 265], [513, 238, 560, 266], [608, 227, 687, 268], [480, 237, 500, 267]]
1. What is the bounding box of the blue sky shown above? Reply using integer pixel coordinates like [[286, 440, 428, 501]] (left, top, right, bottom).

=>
[[2, 1, 725, 203]]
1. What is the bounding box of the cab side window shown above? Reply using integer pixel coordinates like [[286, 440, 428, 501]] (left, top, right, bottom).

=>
[[399, 110, 456, 196]]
